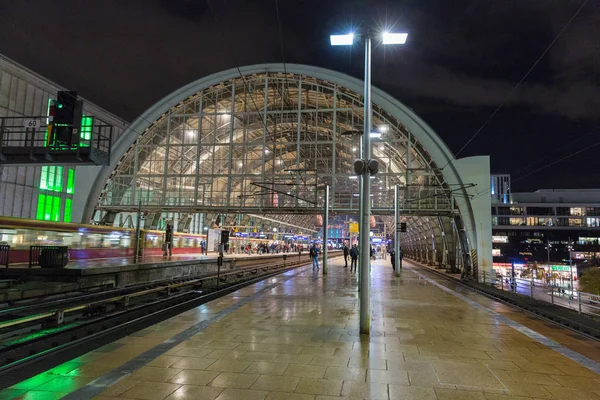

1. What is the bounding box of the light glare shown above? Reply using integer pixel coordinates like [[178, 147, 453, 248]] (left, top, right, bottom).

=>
[[330, 34, 354, 46], [370, 132, 382, 138], [382, 32, 408, 45]]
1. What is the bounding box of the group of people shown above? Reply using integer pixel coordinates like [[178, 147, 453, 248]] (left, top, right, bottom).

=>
[[308, 241, 403, 273]]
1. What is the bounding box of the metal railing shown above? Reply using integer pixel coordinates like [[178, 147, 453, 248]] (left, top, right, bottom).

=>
[[0, 245, 9, 268], [479, 270, 600, 318], [0, 116, 113, 163], [28, 246, 69, 269]]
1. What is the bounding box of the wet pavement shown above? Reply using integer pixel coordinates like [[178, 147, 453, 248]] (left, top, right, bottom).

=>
[[2, 258, 600, 399]]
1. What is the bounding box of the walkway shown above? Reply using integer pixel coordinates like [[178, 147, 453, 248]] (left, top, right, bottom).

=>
[[3, 258, 600, 399]]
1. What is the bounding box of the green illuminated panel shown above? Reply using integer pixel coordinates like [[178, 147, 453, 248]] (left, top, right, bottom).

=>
[[81, 116, 93, 142], [36, 193, 61, 222], [36, 194, 46, 220], [39, 166, 63, 192], [66, 169, 75, 194], [64, 198, 72, 223]]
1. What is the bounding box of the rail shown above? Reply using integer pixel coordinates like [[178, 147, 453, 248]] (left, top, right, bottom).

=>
[[479, 270, 600, 318], [0, 255, 323, 332]]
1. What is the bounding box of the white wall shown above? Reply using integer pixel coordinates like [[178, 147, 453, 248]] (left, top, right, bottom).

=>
[[451, 156, 493, 279]]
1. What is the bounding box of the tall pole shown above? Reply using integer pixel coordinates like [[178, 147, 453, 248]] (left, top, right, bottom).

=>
[[323, 185, 329, 275], [134, 201, 142, 264], [569, 239, 574, 299], [357, 139, 363, 292], [394, 185, 400, 277], [359, 36, 372, 335]]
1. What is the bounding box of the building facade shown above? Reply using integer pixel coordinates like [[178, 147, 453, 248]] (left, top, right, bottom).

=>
[[491, 174, 600, 277], [0, 54, 128, 223]]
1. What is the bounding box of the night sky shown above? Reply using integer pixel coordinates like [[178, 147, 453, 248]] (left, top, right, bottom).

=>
[[0, 0, 598, 192]]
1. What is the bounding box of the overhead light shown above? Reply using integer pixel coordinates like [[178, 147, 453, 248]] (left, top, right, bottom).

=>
[[349, 176, 358, 179], [378, 125, 389, 133], [370, 132, 382, 139], [330, 33, 354, 46], [352, 147, 357, 152], [382, 32, 408, 45]]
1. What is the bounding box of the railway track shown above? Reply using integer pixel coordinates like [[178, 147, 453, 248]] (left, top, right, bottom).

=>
[[0, 256, 323, 389]]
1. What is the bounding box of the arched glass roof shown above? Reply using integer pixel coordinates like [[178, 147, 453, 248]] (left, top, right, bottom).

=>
[[98, 71, 455, 227]]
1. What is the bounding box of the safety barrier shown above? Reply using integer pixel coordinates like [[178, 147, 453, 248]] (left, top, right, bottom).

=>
[[0, 245, 9, 268], [29, 246, 69, 269], [479, 270, 600, 318]]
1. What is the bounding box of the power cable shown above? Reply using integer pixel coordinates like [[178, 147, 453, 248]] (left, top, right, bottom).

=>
[[513, 126, 600, 177], [441, 0, 590, 171], [468, 124, 600, 202]]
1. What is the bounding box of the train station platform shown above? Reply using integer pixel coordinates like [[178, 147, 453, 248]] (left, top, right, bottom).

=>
[[3, 258, 600, 400]]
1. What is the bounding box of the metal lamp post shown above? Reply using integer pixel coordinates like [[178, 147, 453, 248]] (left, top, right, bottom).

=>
[[568, 240, 574, 299], [331, 30, 408, 335]]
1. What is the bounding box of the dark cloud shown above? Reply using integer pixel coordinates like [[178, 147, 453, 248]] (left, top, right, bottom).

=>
[[0, 0, 597, 190]]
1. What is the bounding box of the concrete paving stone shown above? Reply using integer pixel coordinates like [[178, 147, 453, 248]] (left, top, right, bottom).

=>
[[164, 384, 225, 400], [341, 380, 389, 399], [250, 375, 301, 392], [388, 384, 437, 400], [120, 381, 181, 400], [169, 370, 220, 385], [209, 372, 259, 389], [295, 378, 344, 396], [213, 388, 269, 400]]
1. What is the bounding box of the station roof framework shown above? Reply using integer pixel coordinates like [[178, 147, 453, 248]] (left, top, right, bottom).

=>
[[98, 71, 456, 230], [88, 64, 493, 277]]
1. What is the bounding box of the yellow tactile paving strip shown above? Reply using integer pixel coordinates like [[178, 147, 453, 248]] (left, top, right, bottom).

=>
[[3, 258, 600, 400]]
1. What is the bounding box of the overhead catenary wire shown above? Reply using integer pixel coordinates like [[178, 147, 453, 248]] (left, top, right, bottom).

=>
[[468, 124, 600, 202], [440, 0, 590, 172]]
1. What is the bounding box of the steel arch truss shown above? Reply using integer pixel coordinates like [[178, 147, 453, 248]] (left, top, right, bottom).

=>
[[95, 71, 475, 273]]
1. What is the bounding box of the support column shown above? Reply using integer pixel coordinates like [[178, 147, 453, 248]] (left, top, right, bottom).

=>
[[359, 36, 372, 335], [323, 185, 329, 275], [394, 185, 400, 277]]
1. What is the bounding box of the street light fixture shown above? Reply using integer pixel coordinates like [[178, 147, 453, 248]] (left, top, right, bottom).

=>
[[330, 28, 408, 335]]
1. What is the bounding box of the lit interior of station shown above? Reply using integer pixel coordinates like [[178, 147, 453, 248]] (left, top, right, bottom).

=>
[[89, 65, 492, 278]]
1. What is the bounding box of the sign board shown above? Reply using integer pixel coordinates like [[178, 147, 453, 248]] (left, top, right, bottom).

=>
[[551, 265, 571, 272], [349, 222, 359, 233], [23, 119, 43, 129], [207, 229, 220, 252]]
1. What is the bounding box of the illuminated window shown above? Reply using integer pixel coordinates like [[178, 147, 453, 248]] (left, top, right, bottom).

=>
[[492, 235, 509, 243], [80, 116, 93, 144], [509, 217, 524, 226], [40, 166, 63, 192], [570, 208, 584, 216], [64, 198, 72, 223], [36, 194, 61, 222], [569, 218, 584, 227], [66, 169, 75, 194]]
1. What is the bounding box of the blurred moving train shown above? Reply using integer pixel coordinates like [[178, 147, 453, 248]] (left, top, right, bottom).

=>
[[0, 216, 209, 263]]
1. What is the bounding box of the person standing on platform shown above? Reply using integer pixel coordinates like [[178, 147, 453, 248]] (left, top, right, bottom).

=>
[[350, 244, 359, 273], [164, 223, 173, 256], [310, 243, 320, 270], [390, 249, 396, 271], [343, 243, 349, 268]]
